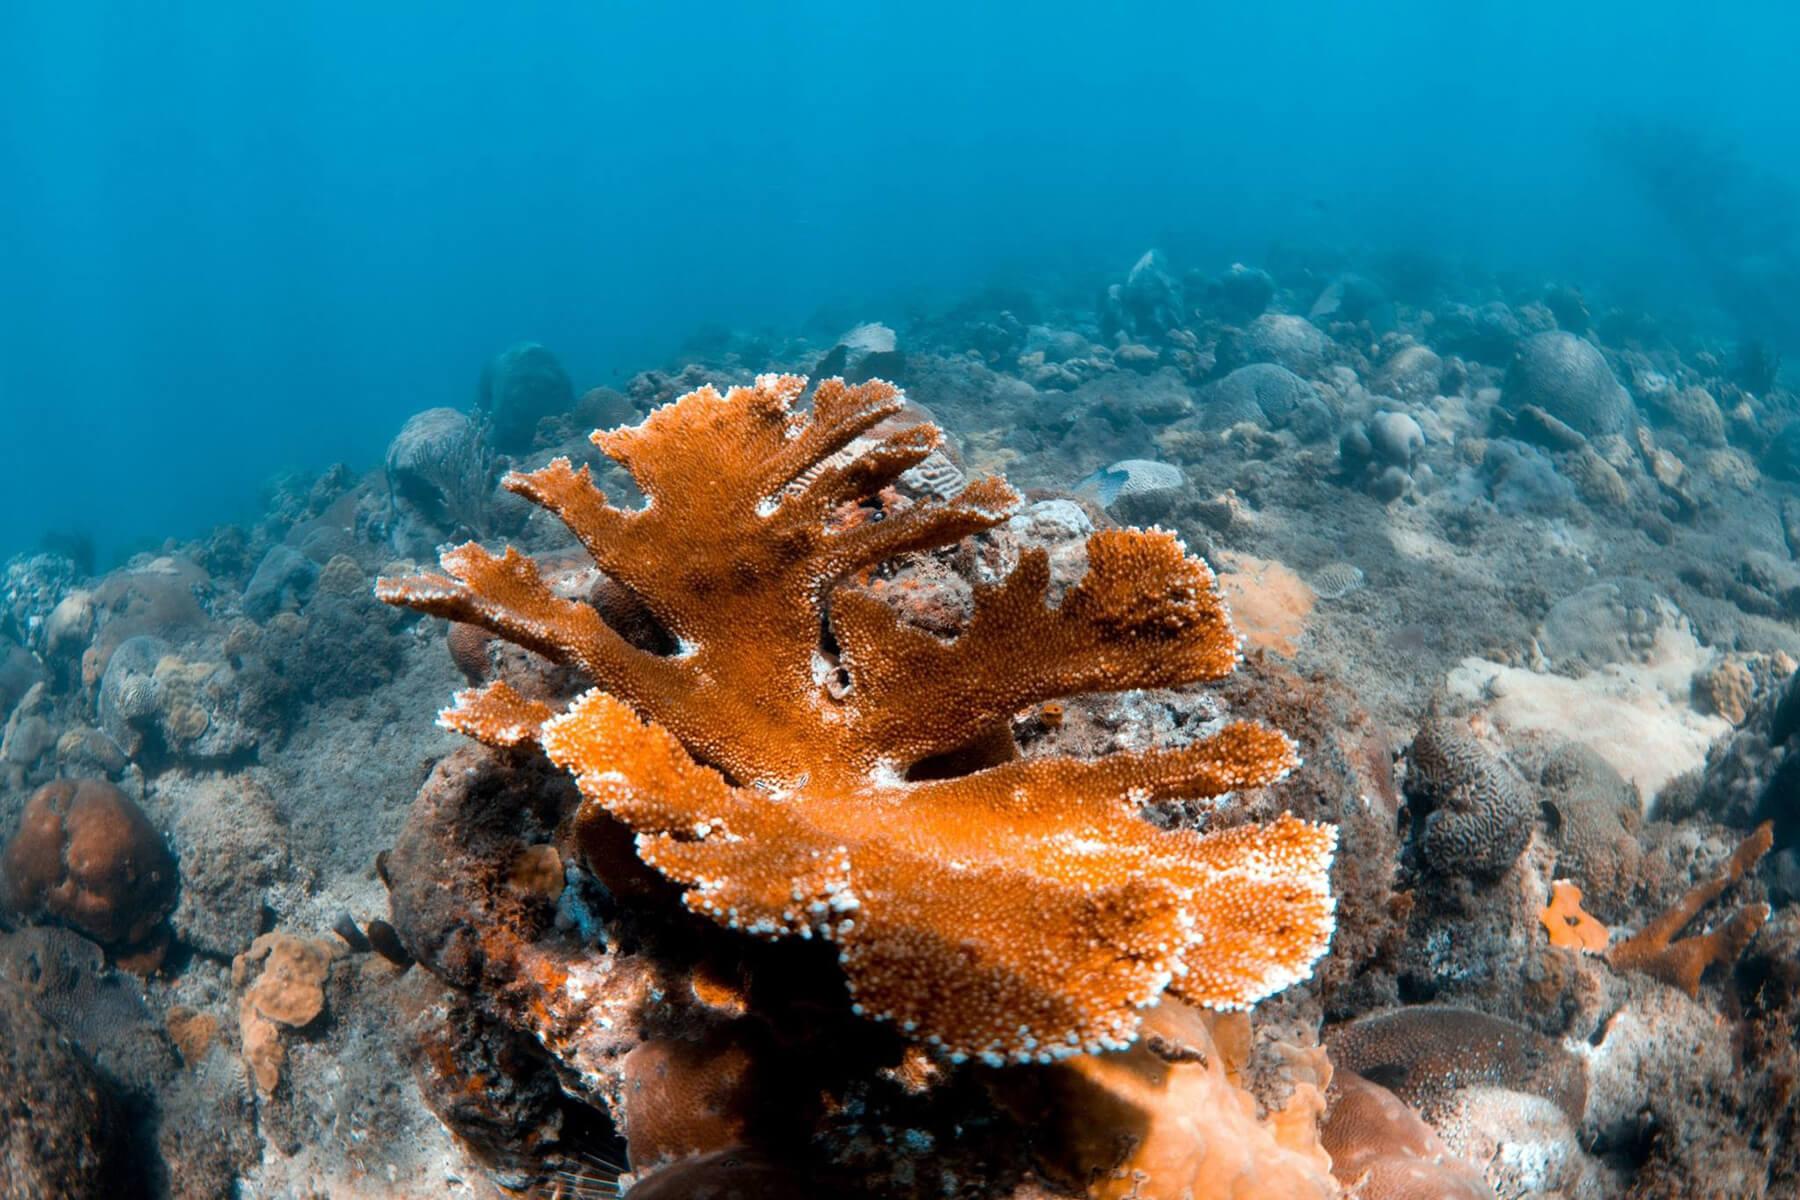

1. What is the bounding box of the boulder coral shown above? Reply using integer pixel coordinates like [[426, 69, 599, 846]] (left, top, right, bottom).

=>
[[0, 778, 176, 952], [379, 374, 1336, 1066]]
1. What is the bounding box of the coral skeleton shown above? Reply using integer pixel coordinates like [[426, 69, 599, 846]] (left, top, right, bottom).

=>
[[378, 374, 1336, 1064]]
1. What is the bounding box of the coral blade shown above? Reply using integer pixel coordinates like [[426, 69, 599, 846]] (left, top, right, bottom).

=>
[[439, 681, 554, 749]]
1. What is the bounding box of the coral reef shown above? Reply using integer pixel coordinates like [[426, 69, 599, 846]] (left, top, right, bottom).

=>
[[9, 239, 1800, 1196], [379, 374, 1336, 1064]]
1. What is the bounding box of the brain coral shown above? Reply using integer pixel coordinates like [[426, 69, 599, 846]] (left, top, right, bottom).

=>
[[380, 374, 1335, 1066], [1502, 331, 1635, 438], [1405, 718, 1533, 879]]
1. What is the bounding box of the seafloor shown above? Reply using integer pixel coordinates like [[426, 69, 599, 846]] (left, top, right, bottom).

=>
[[3, 248, 1799, 1199]]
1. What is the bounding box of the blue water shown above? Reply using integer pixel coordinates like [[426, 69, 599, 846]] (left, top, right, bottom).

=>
[[2, 1, 1796, 563]]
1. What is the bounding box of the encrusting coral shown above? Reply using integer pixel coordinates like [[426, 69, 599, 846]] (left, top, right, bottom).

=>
[[1540, 880, 1609, 953], [379, 374, 1336, 1066], [233, 931, 344, 1094]]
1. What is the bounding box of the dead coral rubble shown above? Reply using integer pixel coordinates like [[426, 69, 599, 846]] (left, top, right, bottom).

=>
[[380, 374, 1337, 1066]]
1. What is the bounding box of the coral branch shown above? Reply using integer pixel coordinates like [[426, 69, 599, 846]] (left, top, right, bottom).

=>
[[379, 374, 1337, 1063], [375, 543, 648, 688], [1608, 821, 1772, 995], [837, 530, 1241, 764], [440, 681, 555, 750]]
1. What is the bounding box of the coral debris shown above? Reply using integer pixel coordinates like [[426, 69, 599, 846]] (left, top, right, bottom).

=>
[[379, 374, 1335, 1065]]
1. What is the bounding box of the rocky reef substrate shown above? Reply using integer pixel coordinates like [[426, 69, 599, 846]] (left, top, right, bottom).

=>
[[2, 250, 1799, 1197]]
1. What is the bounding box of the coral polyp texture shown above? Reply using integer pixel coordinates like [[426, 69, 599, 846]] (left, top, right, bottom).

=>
[[377, 374, 1335, 1065]]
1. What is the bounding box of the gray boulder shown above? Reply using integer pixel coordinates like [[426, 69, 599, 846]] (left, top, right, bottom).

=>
[[1113, 249, 1181, 338], [816, 322, 905, 384], [1198, 363, 1332, 439], [1373, 344, 1444, 401], [1434, 300, 1525, 361], [1503, 332, 1635, 438], [476, 342, 574, 451], [1077, 459, 1184, 523], [1209, 263, 1275, 320], [242, 544, 316, 621], [384, 407, 494, 542], [1224, 313, 1330, 376]]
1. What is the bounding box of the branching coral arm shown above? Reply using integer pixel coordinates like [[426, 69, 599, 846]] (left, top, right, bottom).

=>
[[834, 531, 1243, 767], [439, 681, 556, 749], [374, 543, 676, 704]]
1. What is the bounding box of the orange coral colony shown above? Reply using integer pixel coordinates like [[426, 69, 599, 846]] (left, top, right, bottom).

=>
[[377, 374, 1336, 1066], [1540, 879, 1609, 953]]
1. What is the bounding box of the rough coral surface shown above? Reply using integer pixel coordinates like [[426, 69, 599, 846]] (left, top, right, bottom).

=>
[[1321, 1070, 1493, 1200], [1324, 1006, 1587, 1128], [379, 374, 1336, 1065]]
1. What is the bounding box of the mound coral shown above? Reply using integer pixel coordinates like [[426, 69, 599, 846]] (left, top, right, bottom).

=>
[[0, 778, 177, 953], [1324, 1006, 1587, 1127], [379, 374, 1336, 1065]]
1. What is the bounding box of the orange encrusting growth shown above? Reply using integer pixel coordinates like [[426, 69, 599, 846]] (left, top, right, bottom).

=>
[[378, 374, 1336, 1065], [1540, 880, 1609, 953]]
